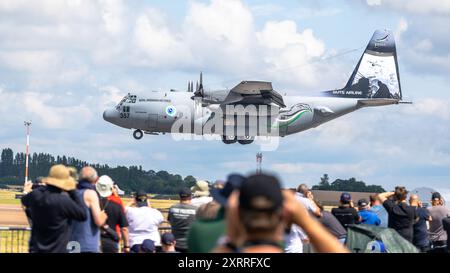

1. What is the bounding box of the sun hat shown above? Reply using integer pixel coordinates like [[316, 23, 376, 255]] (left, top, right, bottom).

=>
[[42, 164, 77, 191], [96, 175, 114, 197], [191, 180, 210, 197]]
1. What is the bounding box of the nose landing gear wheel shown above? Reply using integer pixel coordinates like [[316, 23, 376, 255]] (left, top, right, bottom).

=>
[[133, 129, 144, 140], [222, 135, 237, 144], [237, 136, 254, 145]]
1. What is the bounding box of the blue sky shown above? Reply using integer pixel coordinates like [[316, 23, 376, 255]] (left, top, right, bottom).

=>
[[1, 0, 450, 200]]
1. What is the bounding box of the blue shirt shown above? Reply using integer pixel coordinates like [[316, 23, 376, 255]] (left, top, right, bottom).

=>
[[359, 209, 381, 226], [371, 205, 388, 228]]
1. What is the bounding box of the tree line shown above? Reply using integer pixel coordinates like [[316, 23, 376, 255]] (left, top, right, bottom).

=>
[[312, 174, 385, 193], [1, 148, 386, 194], [0, 148, 196, 194]]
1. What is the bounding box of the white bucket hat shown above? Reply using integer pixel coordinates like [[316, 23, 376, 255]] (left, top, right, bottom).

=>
[[96, 175, 114, 197]]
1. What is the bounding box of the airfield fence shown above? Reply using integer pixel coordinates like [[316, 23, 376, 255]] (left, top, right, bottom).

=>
[[0, 227, 30, 253], [0, 226, 172, 253]]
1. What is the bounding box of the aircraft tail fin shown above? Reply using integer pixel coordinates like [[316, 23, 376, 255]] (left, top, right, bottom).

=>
[[324, 29, 402, 100]]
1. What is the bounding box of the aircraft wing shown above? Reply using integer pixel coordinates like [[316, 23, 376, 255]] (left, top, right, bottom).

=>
[[221, 81, 286, 108]]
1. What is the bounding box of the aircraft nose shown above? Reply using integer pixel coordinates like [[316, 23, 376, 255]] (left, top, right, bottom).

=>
[[103, 108, 117, 122]]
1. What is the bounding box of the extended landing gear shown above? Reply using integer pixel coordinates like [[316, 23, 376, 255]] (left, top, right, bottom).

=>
[[222, 136, 254, 145], [133, 129, 143, 140], [222, 135, 237, 144], [237, 136, 254, 145]]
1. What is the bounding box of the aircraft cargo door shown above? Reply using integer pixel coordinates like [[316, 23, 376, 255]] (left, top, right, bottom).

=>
[[147, 114, 158, 131]]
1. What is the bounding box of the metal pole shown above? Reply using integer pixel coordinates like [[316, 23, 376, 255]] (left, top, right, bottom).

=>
[[24, 121, 31, 183], [256, 152, 262, 174]]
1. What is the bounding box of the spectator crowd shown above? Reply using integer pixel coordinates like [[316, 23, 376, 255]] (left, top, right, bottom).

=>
[[20, 164, 450, 253]]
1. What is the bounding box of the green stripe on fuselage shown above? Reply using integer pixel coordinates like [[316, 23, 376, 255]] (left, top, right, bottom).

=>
[[273, 109, 311, 128]]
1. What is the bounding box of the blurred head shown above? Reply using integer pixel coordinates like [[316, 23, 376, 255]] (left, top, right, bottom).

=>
[[79, 166, 98, 184], [409, 194, 420, 207], [238, 174, 284, 235], [212, 180, 225, 190], [32, 176, 46, 190], [357, 199, 369, 210], [394, 186, 408, 202], [135, 190, 148, 207], [112, 184, 119, 196], [211, 173, 245, 207], [140, 239, 156, 253], [67, 167, 79, 181], [161, 233, 176, 252], [431, 192, 443, 206], [297, 184, 309, 196], [340, 192, 352, 205], [196, 201, 221, 220], [369, 194, 381, 206], [179, 188, 192, 202], [191, 180, 210, 197]]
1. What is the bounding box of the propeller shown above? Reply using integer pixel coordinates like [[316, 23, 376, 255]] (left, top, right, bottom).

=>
[[194, 72, 204, 97]]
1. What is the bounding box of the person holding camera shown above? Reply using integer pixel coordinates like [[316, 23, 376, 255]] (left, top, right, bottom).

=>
[[126, 190, 164, 251], [21, 165, 87, 253], [331, 193, 361, 229], [378, 187, 418, 243]]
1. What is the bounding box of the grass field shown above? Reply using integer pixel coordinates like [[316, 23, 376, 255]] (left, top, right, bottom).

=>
[[0, 190, 21, 205], [0, 189, 176, 207]]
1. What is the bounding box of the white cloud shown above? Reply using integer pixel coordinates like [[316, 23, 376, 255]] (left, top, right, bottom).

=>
[[151, 152, 168, 161], [23, 92, 93, 129], [365, 0, 450, 15], [402, 98, 450, 120], [394, 17, 408, 43], [250, 3, 284, 16]]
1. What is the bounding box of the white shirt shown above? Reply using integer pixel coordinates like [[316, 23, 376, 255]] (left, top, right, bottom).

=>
[[126, 206, 164, 246], [285, 224, 307, 253], [293, 192, 319, 241], [295, 192, 317, 213], [191, 196, 213, 207]]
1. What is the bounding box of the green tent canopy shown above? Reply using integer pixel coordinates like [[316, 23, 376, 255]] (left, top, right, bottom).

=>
[[346, 224, 419, 253]]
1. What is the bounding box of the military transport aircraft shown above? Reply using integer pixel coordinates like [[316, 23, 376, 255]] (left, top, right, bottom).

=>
[[103, 29, 409, 145]]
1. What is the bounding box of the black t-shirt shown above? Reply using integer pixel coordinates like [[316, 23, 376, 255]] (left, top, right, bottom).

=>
[[168, 203, 197, 250], [101, 198, 128, 238], [331, 206, 360, 228], [319, 211, 347, 238], [383, 200, 417, 243]]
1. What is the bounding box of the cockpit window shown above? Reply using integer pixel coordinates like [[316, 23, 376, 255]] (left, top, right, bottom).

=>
[[115, 94, 137, 110]]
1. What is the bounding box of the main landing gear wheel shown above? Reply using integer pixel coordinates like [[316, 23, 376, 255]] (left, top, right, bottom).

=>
[[237, 136, 254, 145], [222, 135, 237, 144], [133, 129, 143, 140]]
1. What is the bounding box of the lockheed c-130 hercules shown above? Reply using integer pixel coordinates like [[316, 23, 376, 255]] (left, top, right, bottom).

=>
[[103, 29, 410, 145]]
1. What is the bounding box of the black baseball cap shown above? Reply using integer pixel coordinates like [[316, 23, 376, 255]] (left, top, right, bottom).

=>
[[161, 233, 176, 245], [135, 190, 148, 207], [140, 239, 156, 253], [432, 192, 442, 200], [179, 187, 192, 199], [358, 198, 368, 207], [211, 173, 245, 206], [340, 192, 352, 203], [239, 174, 283, 212]]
